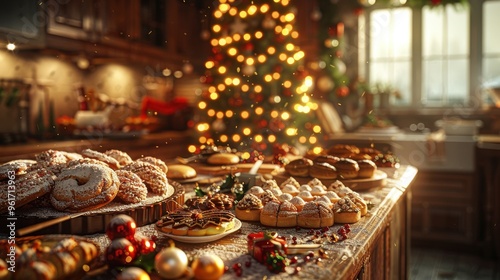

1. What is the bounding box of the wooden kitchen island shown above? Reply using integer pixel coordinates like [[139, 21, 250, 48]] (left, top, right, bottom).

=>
[[87, 165, 417, 280]]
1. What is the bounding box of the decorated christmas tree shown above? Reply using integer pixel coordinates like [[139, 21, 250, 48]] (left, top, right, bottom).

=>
[[194, 0, 324, 158]]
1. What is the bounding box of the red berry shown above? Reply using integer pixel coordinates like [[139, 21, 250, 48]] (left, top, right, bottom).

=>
[[292, 236, 297, 241], [224, 266, 230, 273], [304, 255, 311, 262], [245, 260, 251, 267], [294, 266, 302, 274], [307, 251, 315, 258], [290, 256, 299, 264], [232, 263, 242, 271]]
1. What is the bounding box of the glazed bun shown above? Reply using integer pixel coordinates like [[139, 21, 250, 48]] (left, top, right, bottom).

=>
[[333, 158, 359, 179], [313, 155, 340, 166], [356, 159, 377, 178], [327, 144, 360, 158], [207, 153, 240, 165], [284, 158, 313, 177], [167, 164, 197, 179], [309, 162, 337, 180], [297, 201, 334, 228]]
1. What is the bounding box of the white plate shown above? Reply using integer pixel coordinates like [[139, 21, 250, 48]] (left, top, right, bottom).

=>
[[156, 219, 242, 243]]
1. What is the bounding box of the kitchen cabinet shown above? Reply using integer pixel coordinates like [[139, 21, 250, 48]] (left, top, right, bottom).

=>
[[42, 0, 207, 67], [410, 171, 479, 252], [476, 139, 500, 259]]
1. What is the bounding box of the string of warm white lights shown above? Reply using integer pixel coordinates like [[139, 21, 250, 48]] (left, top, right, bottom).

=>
[[193, 0, 323, 157]]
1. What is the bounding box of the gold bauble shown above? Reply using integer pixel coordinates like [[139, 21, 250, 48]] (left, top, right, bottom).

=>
[[154, 246, 188, 279], [116, 267, 151, 280], [191, 254, 225, 280]]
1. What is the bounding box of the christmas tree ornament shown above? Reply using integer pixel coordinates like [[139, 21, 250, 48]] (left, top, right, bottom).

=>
[[191, 254, 225, 280], [317, 75, 335, 92], [154, 242, 188, 279], [131, 234, 157, 255], [106, 238, 138, 266], [106, 214, 137, 240], [116, 267, 151, 280]]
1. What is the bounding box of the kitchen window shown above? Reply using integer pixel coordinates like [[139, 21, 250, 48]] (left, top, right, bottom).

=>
[[359, 0, 500, 110]]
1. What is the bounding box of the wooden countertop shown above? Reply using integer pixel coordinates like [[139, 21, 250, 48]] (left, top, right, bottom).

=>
[[87, 165, 418, 280]]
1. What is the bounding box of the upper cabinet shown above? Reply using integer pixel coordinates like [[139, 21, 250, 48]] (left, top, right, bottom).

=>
[[0, 0, 208, 68]]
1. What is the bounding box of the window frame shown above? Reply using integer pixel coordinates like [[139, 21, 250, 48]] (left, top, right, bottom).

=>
[[360, 0, 489, 115]]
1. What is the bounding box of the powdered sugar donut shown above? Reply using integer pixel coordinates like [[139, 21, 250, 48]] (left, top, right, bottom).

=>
[[0, 159, 37, 180], [105, 149, 133, 167], [123, 161, 169, 195], [115, 170, 148, 203], [81, 149, 120, 170], [50, 163, 119, 212], [64, 158, 109, 169], [136, 156, 168, 173], [0, 167, 55, 213]]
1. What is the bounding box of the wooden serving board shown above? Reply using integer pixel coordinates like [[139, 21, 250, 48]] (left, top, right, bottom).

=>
[[188, 162, 281, 176], [271, 169, 388, 191]]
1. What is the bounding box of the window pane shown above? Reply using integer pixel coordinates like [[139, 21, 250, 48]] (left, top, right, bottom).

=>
[[447, 59, 468, 102], [483, 1, 500, 55], [447, 5, 469, 55], [423, 60, 444, 103], [392, 9, 411, 58], [423, 7, 444, 56], [393, 61, 411, 105], [370, 10, 391, 59], [483, 1, 500, 84]]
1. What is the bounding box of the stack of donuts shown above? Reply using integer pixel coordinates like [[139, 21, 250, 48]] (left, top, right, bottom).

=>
[[0, 149, 171, 214], [234, 177, 368, 227]]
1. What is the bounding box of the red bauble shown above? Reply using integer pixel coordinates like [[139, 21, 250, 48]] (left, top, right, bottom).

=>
[[244, 42, 254, 51], [106, 214, 137, 240], [106, 238, 138, 266], [130, 234, 157, 255], [336, 85, 350, 98]]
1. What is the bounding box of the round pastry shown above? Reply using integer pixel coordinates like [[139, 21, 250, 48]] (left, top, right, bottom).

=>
[[137, 156, 168, 174], [310, 185, 327, 197], [0, 167, 55, 214], [247, 186, 266, 198], [328, 180, 353, 197], [281, 184, 300, 196], [298, 201, 334, 228], [314, 196, 333, 209], [298, 190, 314, 202], [356, 159, 377, 178], [348, 153, 372, 161], [327, 144, 360, 158], [104, 149, 133, 167], [358, 147, 382, 159], [333, 158, 359, 179], [81, 149, 120, 170], [115, 170, 148, 203], [278, 193, 294, 202], [260, 201, 280, 227], [284, 158, 313, 177], [268, 187, 282, 197], [235, 193, 263, 222], [207, 193, 234, 210], [299, 184, 312, 192], [307, 178, 326, 189], [313, 155, 340, 166], [289, 196, 306, 212], [279, 177, 300, 189], [123, 161, 169, 195], [261, 179, 280, 191], [259, 190, 280, 206], [36, 150, 71, 174], [324, 191, 341, 203], [206, 153, 239, 165], [333, 197, 361, 224], [276, 200, 298, 228], [346, 192, 368, 216], [309, 162, 337, 180], [0, 159, 37, 180], [167, 164, 197, 179], [50, 163, 119, 212]]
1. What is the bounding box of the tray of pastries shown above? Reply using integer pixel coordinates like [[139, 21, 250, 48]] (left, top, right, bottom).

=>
[[0, 149, 184, 236]]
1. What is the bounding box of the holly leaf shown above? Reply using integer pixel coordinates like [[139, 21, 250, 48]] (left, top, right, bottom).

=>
[[131, 251, 157, 273]]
